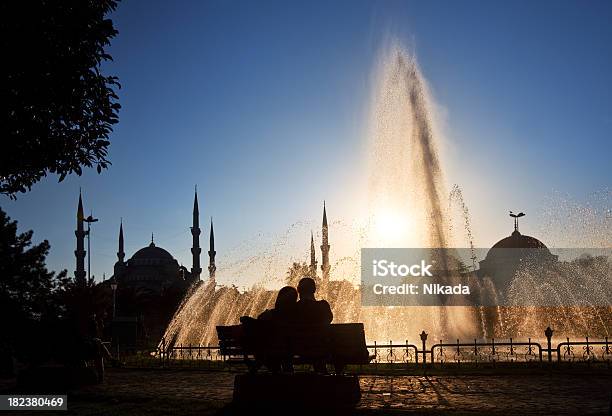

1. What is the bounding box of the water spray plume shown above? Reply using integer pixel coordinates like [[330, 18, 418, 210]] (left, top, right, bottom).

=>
[[160, 42, 610, 348]]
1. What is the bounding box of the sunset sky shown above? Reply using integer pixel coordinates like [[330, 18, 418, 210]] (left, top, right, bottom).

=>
[[2, 0, 611, 283]]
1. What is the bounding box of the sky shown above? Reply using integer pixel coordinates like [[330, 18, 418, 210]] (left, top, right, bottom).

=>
[[2, 0, 611, 283]]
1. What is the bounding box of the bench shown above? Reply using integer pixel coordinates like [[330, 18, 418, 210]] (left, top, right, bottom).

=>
[[216, 322, 372, 374]]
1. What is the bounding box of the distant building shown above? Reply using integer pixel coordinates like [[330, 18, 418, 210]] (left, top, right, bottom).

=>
[[478, 212, 558, 292], [74, 189, 216, 346]]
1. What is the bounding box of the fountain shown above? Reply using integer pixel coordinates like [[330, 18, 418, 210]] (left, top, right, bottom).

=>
[[161, 42, 610, 348]]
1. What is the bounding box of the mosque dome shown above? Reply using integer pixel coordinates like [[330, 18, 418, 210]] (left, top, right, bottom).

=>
[[478, 226, 558, 291], [490, 230, 550, 250], [129, 241, 176, 266]]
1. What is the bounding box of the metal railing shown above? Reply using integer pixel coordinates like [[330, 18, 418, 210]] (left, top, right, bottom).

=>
[[368, 341, 419, 363], [556, 337, 612, 362], [429, 339, 542, 363], [137, 327, 611, 368]]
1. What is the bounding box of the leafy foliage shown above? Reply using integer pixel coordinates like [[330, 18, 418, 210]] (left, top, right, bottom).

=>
[[0, 207, 68, 325], [285, 261, 318, 286], [2, 0, 120, 197]]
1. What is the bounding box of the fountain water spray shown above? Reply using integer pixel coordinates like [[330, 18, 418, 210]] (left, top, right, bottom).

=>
[[161, 43, 610, 348], [161, 42, 479, 347]]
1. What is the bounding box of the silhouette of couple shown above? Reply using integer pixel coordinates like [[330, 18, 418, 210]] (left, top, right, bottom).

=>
[[258, 277, 332, 326], [240, 277, 332, 373]]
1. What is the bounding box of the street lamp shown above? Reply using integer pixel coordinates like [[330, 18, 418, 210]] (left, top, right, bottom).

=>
[[420, 331, 428, 364], [110, 276, 118, 319], [84, 213, 99, 282]]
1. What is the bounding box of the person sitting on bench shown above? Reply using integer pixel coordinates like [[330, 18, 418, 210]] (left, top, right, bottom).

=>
[[258, 286, 298, 323], [292, 277, 333, 373], [240, 286, 298, 373], [240, 286, 298, 325], [293, 277, 333, 325]]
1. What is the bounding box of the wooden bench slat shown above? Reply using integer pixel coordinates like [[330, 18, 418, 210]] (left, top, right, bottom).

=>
[[216, 322, 372, 369]]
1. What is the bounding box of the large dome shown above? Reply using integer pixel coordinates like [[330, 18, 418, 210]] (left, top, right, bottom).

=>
[[478, 229, 558, 291], [129, 241, 176, 265], [491, 230, 549, 250]]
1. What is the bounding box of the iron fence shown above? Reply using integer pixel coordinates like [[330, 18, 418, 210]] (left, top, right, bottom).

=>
[[129, 327, 610, 368], [368, 341, 419, 364], [429, 339, 543, 363], [556, 337, 612, 362]]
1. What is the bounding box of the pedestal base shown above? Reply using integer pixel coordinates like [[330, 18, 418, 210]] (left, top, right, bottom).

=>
[[233, 373, 361, 409]]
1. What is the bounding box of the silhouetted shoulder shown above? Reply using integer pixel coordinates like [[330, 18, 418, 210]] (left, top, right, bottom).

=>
[[317, 300, 333, 324], [257, 309, 274, 321]]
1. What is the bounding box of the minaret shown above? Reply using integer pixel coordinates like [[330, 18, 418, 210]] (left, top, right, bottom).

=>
[[208, 218, 216, 279], [190, 187, 202, 281], [310, 231, 317, 277], [320, 201, 330, 282], [113, 219, 126, 277], [74, 191, 87, 285], [117, 219, 125, 263]]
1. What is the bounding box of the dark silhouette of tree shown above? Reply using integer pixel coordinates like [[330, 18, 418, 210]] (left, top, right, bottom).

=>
[[285, 261, 317, 286], [0, 207, 68, 323], [59, 276, 111, 333], [0, 207, 70, 370], [2, 0, 120, 198]]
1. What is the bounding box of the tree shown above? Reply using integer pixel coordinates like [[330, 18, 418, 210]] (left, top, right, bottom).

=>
[[0, 207, 68, 324], [2, 0, 120, 198], [285, 261, 317, 286]]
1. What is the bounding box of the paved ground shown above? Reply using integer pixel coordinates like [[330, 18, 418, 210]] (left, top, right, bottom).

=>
[[1, 368, 610, 415], [359, 374, 610, 415]]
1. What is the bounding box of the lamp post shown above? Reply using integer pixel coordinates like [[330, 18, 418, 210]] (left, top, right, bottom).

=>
[[420, 330, 428, 364], [544, 326, 554, 362], [110, 276, 118, 319], [84, 214, 99, 282]]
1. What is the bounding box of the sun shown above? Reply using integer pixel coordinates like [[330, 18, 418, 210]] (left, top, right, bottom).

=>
[[371, 208, 415, 247]]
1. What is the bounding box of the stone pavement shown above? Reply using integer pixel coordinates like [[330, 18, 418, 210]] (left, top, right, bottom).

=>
[[359, 374, 610, 415], [2, 369, 610, 415]]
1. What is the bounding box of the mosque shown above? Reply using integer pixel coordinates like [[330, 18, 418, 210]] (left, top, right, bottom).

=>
[[73, 189, 215, 345]]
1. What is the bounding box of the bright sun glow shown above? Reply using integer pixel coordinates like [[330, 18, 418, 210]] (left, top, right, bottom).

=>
[[372, 209, 414, 247]]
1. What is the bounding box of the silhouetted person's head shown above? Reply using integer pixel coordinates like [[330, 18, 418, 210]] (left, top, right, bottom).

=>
[[297, 277, 317, 300], [275, 286, 298, 310]]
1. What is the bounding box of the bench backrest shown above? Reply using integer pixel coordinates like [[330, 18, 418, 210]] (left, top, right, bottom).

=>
[[216, 322, 368, 361], [216, 325, 246, 355], [328, 323, 369, 361]]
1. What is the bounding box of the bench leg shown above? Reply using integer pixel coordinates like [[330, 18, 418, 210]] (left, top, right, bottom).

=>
[[333, 362, 345, 375]]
